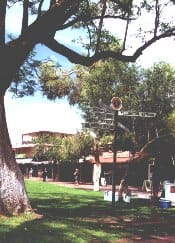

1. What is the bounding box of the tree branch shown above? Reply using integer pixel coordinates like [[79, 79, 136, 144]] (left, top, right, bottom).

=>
[[43, 26, 175, 66], [95, 0, 107, 53], [154, 0, 160, 37], [0, 0, 7, 44], [22, 0, 80, 43], [43, 38, 134, 65], [122, 0, 133, 52], [21, 0, 29, 35], [59, 13, 135, 32], [37, 0, 45, 18], [133, 28, 175, 59]]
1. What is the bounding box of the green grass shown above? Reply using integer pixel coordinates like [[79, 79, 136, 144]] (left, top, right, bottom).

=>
[[0, 180, 175, 243]]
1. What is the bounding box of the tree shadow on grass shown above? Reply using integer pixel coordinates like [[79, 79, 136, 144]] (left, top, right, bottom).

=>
[[0, 192, 175, 243], [31, 192, 175, 239]]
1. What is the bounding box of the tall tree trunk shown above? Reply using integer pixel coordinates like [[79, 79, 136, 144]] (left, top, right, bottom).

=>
[[0, 95, 32, 215]]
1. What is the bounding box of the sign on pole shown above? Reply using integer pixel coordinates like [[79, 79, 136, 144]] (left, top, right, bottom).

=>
[[111, 97, 122, 208], [83, 102, 157, 208], [118, 111, 156, 117]]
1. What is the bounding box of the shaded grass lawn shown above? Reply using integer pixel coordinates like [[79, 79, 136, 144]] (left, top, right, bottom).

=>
[[0, 179, 175, 243]]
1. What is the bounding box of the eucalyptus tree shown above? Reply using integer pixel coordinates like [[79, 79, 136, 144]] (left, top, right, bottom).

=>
[[139, 62, 175, 116], [67, 60, 141, 151], [39, 60, 175, 149], [137, 62, 175, 142], [1, 0, 175, 215], [55, 60, 175, 149], [69, 60, 141, 110]]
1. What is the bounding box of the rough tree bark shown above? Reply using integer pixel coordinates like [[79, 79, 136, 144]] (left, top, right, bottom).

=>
[[0, 96, 32, 215]]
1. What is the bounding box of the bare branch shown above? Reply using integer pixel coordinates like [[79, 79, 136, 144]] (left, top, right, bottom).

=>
[[19, 0, 80, 44], [21, 0, 29, 34], [134, 28, 175, 60], [86, 24, 93, 56], [49, 0, 57, 10], [0, 0, 7, 44], [37, 0, 45, 18], [154, 0, 160, 37], [55, 13, 133, 33], [95, 0, 107, 53], [122, 0, 133, 52]]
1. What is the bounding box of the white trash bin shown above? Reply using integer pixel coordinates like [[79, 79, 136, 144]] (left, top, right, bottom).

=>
[[104, 191, 118, 202], [101, 177, 106, 186], [123, 193, 131, 203]]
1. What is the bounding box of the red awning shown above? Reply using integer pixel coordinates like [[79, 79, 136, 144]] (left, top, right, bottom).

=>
[[86, 151, 150, 164]]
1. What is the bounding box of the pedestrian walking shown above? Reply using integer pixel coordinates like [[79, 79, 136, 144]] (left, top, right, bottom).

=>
[[29, 168, 33, 178], [73, 168, 79, 184], [42, 168, 48, 182]]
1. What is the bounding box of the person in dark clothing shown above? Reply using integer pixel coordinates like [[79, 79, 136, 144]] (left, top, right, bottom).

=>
[[42, 168, 48, 182], [151, 151, 168, 202], [73, 168, 79, 184], [152, 165, 161, 202]]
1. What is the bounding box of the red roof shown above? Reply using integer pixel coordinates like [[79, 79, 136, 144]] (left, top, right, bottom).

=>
[[86, 151, 132, 164]]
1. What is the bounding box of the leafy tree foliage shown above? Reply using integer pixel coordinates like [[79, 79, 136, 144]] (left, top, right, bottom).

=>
[[164, 110, 175, 136], [38, 61, 71, 99], [136, 62, 175, 143], [43, 60, 174, 151], [139, 62, 175, 117], [33, 132, 94, 163], [9, 50, 42, 97], [67, 60, 141, 110], [33, 134, 63, 162]]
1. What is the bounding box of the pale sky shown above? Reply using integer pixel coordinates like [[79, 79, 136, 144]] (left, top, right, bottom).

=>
[[4, 1, 175, 145], [5, 93, 83, 145]]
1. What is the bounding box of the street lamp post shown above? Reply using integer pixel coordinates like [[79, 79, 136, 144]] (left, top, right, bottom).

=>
[[111, 97, 122, 208]]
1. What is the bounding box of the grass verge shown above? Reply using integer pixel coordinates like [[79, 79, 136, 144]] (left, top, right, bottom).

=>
[[0, 179, 175, 243]]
